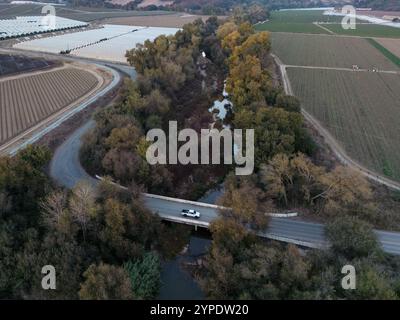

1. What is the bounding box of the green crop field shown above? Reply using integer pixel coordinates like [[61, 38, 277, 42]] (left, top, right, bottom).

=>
[[287, 68, 400, 182], [366, 38, 400, 67], [255, 10, 341, 34], [255, 9, 400, 38], [322, 23, 400, 38], [271, 33, 400, 70], [255, 10, 365, 34]]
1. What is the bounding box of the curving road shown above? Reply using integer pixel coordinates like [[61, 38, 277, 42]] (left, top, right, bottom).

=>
[[49, 108, 400, 255], [3, 29, 400, 257], [8, 46, 392, 256]]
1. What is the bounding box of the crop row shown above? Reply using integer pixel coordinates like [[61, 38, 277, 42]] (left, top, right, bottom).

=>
[[288, 67, 400, 182], [0, 68, 98, 144], [271, 33, 400, 70]]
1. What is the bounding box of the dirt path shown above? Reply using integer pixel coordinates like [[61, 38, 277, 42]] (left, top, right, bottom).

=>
[[313, 22, 336, 35], [285, 64, 399, 74], [271, 53, 400, 191], [270, 31, 400, 41]]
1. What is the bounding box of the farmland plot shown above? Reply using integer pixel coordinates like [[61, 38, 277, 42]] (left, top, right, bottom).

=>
[[271, 33, 400, 70], [322, 23, 400, 38], [255, 10, 343, 34], [0, 67, 98, 145], [375, 38, 400, 59], [287, 67, 400, 182]]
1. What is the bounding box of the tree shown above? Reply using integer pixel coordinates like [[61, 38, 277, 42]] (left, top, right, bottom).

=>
[[260, 153, 374, 216], [69, 182, 97, 241], [0, 145, 51, 225], [98, 198, 144, 262], [124, 252, 161, 299], [216, 21, 238, 41], [252, 108, 306, 166], [226, 55, 271, 110], [105, 124, 142, 150], [275, 94, 301, 113], [344, 260, 398, 300], [40, 190, 70, 233], [218, 174, 270, 230], [79, 263, 133, 300], [326, 216, 382, 260], [231, 31, 271, 68], [260, 153, 324, 207], [316, 166, 374, 216]]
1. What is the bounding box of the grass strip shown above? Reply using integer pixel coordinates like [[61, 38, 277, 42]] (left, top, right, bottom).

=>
[[366, 38, 400, 68]]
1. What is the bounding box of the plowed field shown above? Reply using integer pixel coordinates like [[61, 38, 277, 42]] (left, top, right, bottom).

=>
[[0, 67, 98, 144]]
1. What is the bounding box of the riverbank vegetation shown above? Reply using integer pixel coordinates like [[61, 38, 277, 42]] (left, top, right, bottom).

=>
[[196, 12, 400, 300], [0, 146, 189, 299]]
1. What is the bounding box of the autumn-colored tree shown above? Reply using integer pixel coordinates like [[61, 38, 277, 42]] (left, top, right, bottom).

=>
[[230, 31, 271, 68], [216, 21, 238, 41], [79, 263, 133, 300], [226, 55, 271, 110], [316, 166, 374, 216], [217, 174, 270, 230], [260, 153, 324, 206], [260, 153, 374, 216]]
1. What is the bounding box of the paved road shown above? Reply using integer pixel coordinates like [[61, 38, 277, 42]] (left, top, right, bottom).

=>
[[50, 120, 98, 189], [13, 47, 394, 255], [49, 114, 400, 255]]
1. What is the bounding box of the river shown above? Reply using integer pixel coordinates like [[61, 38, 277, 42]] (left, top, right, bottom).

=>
[[158, 83, 229, 300]]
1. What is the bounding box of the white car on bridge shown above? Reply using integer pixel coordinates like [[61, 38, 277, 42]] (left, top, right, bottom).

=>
[[181, 209, 201, 219]]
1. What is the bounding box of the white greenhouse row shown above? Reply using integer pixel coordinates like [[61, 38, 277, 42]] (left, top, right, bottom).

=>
[[0, 16, 88, 39], [14, 24, 180, 63]]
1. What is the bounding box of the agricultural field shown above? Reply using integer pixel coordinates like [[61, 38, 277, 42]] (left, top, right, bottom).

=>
[[103, 13, 219, 28], [271, 33, 400, 70], [0, 3, 175, 22], [255, 9, 400, 38], [287, 67, 400, 182], [374, 37, 400, 59], [321, 23, 400, 38], [0, 66, 99, 145], [137, 0, 174, 8], [366, 38, 400, 67], [0, 53, 58, 77], [255, 10, 353, 34]]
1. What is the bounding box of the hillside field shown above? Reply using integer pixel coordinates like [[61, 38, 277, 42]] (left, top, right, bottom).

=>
[[271, 33, 399, 70], [287, 67, 400, 182]]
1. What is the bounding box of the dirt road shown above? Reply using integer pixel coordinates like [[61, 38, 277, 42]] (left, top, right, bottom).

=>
[[271, 53, 400, 191]]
